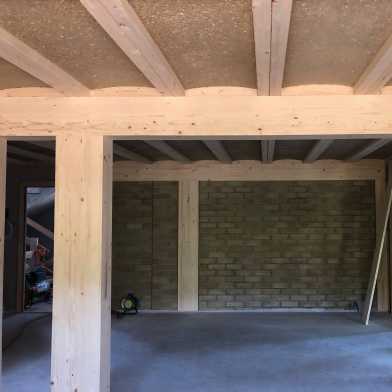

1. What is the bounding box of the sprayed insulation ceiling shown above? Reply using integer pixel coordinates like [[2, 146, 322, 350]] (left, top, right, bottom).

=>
[[0, 0, 392, 90]]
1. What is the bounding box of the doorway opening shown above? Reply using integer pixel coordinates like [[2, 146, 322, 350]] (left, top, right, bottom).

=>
[[23, 186, 55, 313]]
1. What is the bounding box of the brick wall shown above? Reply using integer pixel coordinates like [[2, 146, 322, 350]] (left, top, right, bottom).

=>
[[199, 181, 375, 310], [112, 182, 178, 310]]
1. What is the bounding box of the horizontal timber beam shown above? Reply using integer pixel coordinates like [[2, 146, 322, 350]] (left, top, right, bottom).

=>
[[113, 160, 385, 182], [1, 95, 392, 138]]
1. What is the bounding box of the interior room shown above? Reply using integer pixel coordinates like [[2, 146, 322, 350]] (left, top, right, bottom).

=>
[[1, 1, 392, 391]]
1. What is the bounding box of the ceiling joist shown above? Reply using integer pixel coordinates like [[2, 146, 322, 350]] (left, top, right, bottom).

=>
[[252, 0, 272, 96], [347, 139, 391, 161], [253, 0, 293, 96], [304, 140, 334, 163], [144, 141, 190, 163], [203, 141, 232, 163], [355, 33, 392, 94], [261, 140, 275, 163], [28, 141, 55, 151], [270, 0, 293, 96], [0, 26, 89, 96], [113, 143, 151, 163], [80, 0, 184, 96], [7, 145, 54, 163]]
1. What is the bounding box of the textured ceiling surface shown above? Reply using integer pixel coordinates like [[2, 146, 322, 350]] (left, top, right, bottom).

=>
[[0, 0, 391, 90]]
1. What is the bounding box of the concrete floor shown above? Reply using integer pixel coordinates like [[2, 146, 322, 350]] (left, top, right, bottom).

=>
[[3, 312, 392, 391]]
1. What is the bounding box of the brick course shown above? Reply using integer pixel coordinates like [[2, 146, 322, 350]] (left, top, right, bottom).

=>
[[112, 182, 178, 310], [199, 181, 375, 310]]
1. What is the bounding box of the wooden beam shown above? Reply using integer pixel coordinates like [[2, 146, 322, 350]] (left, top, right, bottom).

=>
[[7, 156, 26, 165], [388, 160, 392, 310], [51, 133, 112, 391], [346, 139, 391, 161], [0, 139, 6, 379], [203, 141, 232, 163], [375, 177, 390, 312], [355, 33, 392, 94], [304, 140, 334, 163], [252, 0, 272, 95], [2, 95, 392, 138], [114, 160, 385, 182], [144, 141, 191, 162], [0, 27, 89, 96], [178, 180, 199, 311], [362, 183, 392, 325], [260, 140, 275, 162], [26, 217, 54, 240], [270, 0, 293, 96], [7, 145, 54, 163], [80, 0, 184, 96], [113, 143, 151, 163]]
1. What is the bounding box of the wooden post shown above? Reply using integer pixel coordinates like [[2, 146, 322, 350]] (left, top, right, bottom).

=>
[[375, 177, 390, 312], [363, 184, 392, 325], [0, 139, 6, 380], [178, 180, 199, 311], [388, 160, 392, 310], [51, 133, 112, 392]]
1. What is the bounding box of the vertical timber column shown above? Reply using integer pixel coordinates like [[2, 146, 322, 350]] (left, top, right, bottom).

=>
[[51, 133, 112, 392], [375, 175, 390, 312], [178, 180, 199, 311], [0, 139, 6, 381]]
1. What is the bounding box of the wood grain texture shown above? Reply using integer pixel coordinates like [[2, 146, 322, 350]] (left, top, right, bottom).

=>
[[80, 0, 184, 96], [0, 139, 6, 380], [355, 33, 392, 94], [113, 160, 385, 182], [178, 180, 199, 311], [0, 26, 89, 96], [270, 0, 293, 95], [2, 95, 392, 138], [363, 182, 392, 324], [252, 0, 272, 95], [51, 133, 112, 392]]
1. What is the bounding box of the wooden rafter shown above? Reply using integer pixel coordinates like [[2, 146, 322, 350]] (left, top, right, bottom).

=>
[[252, 0, 272, 96], [26, 217, 54, 240], [0, 27, 89, 96], [80, 0, 184, 96], [260, 140, 275, 162], [203, 141, 232, 163], [7, 145, 53, 163], [304, 140, 334, 163], [113, 143, 151, 163], [144, 141, 190, 163], [355, 33, 392, 94], [347, 139, 391, 161], [270, 0, 293, 96], [28, 141, 55, 151]]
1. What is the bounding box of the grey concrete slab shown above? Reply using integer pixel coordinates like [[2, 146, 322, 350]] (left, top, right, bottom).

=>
[[3, 313, 392, 392]]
